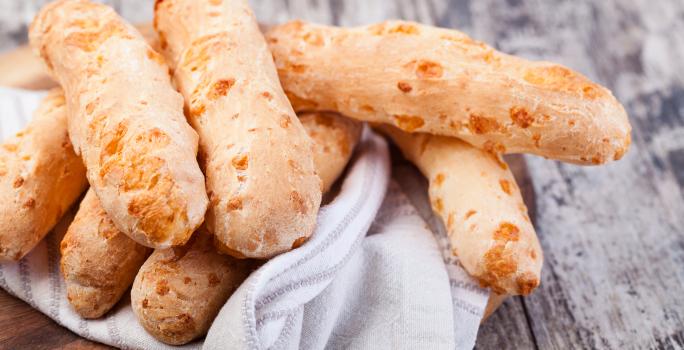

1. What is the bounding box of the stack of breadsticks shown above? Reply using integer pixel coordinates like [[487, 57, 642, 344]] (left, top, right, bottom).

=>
[[0, 0, 629, 345]]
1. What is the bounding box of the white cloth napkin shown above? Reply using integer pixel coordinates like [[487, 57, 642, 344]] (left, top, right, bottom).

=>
[[0, 87, 489, 350]]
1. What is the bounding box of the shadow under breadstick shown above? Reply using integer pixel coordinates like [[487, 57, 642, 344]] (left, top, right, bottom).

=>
[[376, 125, 542, 296]]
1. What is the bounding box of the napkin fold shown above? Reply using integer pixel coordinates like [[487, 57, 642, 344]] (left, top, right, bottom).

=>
[[0, 87, 489, 350]]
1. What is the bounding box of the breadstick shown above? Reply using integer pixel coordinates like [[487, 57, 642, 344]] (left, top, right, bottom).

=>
[[483, 292, 507, 321], [266, 20, 632, 165], [60, 189, 152, 318], [378, 125, 542, 295], [299, 112, 362, 192], [154, 0, 321, 258], [0, 89, 87, 261], [60, 108, 358, 320], [131, 228, 252, 345], [130, 118, 358, 344], [29, 0, 208, 248]]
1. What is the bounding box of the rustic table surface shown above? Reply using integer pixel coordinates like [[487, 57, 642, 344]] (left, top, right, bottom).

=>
[[1, 0, 683, 349]]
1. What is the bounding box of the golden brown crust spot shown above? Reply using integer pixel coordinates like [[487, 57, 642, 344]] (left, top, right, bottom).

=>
[[468, 114, 501, 134], [64, 21, 129, 53], [432, 198, 444, 213], [278, 114, 291, 128], [493, 222, 520, 242], [13, 176, 24, 188], [415, 60, 443, 79], [207, 273, 220, 287], [499, 179, 512, 195], [516, 272, 539, 295], [302, 32, 324, 46], [263, 229, 278, 247], [231, 154, 249, 171], [480, 244, 518, 293], [285, 62, 308, 73], [290, 191, 307, 215], [23, 198, 36, 209], [160, 313, 196, 339], [397, 81, 413, 93], [190, 104, 206, 117], [532, 133, 541, 148], [393, 115, 424, 132], [227, 197, 243, 211], [434, 173, 445, 187], [523, 65, 603, 99], [387, 23, 420, 35], [465, 210, 477, 220], [360, 105, 375, 113], [156, 279, 170, 296], [367, 23, 387, 35], [207, 79, 236, 100], [510, 106, 534, 128]]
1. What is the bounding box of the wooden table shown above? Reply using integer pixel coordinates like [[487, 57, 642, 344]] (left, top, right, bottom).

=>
[[1, 0, 683, 349]]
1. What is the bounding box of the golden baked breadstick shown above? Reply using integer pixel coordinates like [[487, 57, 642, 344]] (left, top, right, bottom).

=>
[[299, 112, 362, 192], [266, 20, 632, 165], [378, 125, 542, 295], [0, 89, 87, 261], [60, 189, 152, 318], [130, 117, 359, 344], [483, 292, 507, 321], [154, 0, 321, 258], [29, 0, 208, 248], [59, 108, 359, 320], [131, 228, 252, 345]]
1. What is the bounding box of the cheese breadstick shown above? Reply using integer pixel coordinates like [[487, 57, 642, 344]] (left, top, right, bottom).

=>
[[29, 0, 208, 248], [266, 20, 632, 165], [60, 107, 359, 320], [0, 89, 87, 261], [131, 228, 252, 345], [61, 189, 152, 318], [299, 112, 362, 192], [378, 125, 542, 295], [131, 114, 360, 344], [154, 0, 321, 258]]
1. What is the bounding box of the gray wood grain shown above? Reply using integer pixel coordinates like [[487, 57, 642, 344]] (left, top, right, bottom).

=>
[[1, 0, 683, 349]]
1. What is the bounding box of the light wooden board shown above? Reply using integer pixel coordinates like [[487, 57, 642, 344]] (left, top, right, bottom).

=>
[[0, 0, 683, 349]]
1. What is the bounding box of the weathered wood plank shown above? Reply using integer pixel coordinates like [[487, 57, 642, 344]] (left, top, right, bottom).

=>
[[476, 297, 537, 350], [0, 289, 111, 349]]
